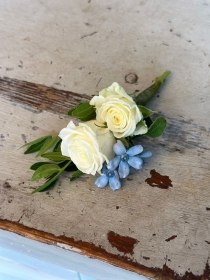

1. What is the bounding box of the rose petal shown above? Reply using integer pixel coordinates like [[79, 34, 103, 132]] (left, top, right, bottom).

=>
[[127, 145, 143, 156], [109, 176, 121, 191], [127, 157, 143, 170], [107, 156, 121, 171], [60, 141, 70, 157], [132, 120, 148, 136], [59, 127, 72, 140], [95, 175, 109, 188], [113, 140, 126, 156], [119, 161, 130, 178], [139, 151, 152, 158]]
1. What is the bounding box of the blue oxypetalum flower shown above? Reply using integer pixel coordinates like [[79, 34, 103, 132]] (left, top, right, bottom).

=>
[[107, 140, 152, 178], [94, 164, 121, 191]]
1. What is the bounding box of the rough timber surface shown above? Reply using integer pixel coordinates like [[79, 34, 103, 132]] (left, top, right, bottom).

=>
[[0, 0, 210, 279], [0, 77, 210, 280]]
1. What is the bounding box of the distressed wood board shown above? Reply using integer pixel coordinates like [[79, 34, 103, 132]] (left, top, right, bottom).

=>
[[0, 77, 210, 280], [1, 0, 210, 279]]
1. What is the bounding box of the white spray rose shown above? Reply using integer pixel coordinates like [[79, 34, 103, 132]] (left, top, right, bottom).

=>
[[59, 120, 116, 175], [90, 82, 147, 138], [132, 120, 148, 136]]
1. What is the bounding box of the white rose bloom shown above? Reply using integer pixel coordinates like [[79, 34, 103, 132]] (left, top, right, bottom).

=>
[[90, 82, 147, 138], [59, 120, 116, 175], [132, 120, 148, 136]]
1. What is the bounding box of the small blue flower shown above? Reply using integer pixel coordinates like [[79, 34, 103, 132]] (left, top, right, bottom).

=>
[[107, 140, 152, 179], [94, 164, 121, 191], [138, 151, 152, 159]]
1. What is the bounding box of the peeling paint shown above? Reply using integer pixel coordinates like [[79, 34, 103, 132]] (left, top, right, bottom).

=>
[[145, 170, 173, 189], [56, 242, 82, 253], [0, 219, 210, 279], [107, 231, 138, 255]]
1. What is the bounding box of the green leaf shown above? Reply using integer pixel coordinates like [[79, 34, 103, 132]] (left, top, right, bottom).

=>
[[72, 102, 93, 117], [24, 137, 51, 154], [39, 178, 58, 192], [31, 174, 59, 194], [31, 164, 61, 181], [67, 108, 76, 116], [41, 152, 70, 161], [146, 117, 167, 138], [53, 139, 62, 152], [70, 170, 83, 181], [135, 70, 171, 106], [138, 105, 156, 118], [20, 135, 52, 148], [31, 161, 71, 194], [30, 162, 50, 171], [71, 102, 96, 121], [35, 135, 59, 158], [59, 161, 78, 172], [79, 111, 96, 122], [144, 116, 153, 127]]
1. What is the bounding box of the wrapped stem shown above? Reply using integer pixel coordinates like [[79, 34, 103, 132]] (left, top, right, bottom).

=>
[[134, 70, 171, 106]]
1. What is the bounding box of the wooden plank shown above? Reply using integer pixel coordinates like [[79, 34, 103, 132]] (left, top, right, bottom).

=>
[[0, 76, 90, 115], [0, 77, 210, 280]]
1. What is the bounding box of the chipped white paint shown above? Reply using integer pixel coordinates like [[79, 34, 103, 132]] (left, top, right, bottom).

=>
[[56, 243, 82, 253], [0, 0, 209, 120], [0, 0, 210, 278]]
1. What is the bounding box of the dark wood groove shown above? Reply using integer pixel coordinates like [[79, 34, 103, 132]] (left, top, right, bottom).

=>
[[0, 76, 91, 115]]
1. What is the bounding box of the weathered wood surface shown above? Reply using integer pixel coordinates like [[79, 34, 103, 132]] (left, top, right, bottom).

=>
[[0, 77, 210, 280], [1, 0, 210, 279], [0, 77, 91, 115]]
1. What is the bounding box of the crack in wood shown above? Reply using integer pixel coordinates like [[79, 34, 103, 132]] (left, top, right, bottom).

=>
[[17, 200, 34, 223], [165, 235, 177, 242], [81, 31, 97, 39]]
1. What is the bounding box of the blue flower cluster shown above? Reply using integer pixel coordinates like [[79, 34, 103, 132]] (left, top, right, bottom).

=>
[[95, 140, 152, 191]]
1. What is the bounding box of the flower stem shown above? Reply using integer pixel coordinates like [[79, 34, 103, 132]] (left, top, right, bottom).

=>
[[134, 70, 171, 106]]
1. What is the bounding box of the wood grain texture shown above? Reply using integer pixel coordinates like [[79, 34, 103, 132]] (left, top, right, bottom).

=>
[[1, 0, 210, 278], [0, 77, 210, 279], [0, 76, 91, 114]]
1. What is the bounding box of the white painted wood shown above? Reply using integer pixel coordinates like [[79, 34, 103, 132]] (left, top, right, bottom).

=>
[[0, 0, 210, 278], [1, 83, 210, 277], [0, 0, 209, 123]]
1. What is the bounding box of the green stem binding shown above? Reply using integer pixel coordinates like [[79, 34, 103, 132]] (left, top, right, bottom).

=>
[[134, 70, 171, 106]]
